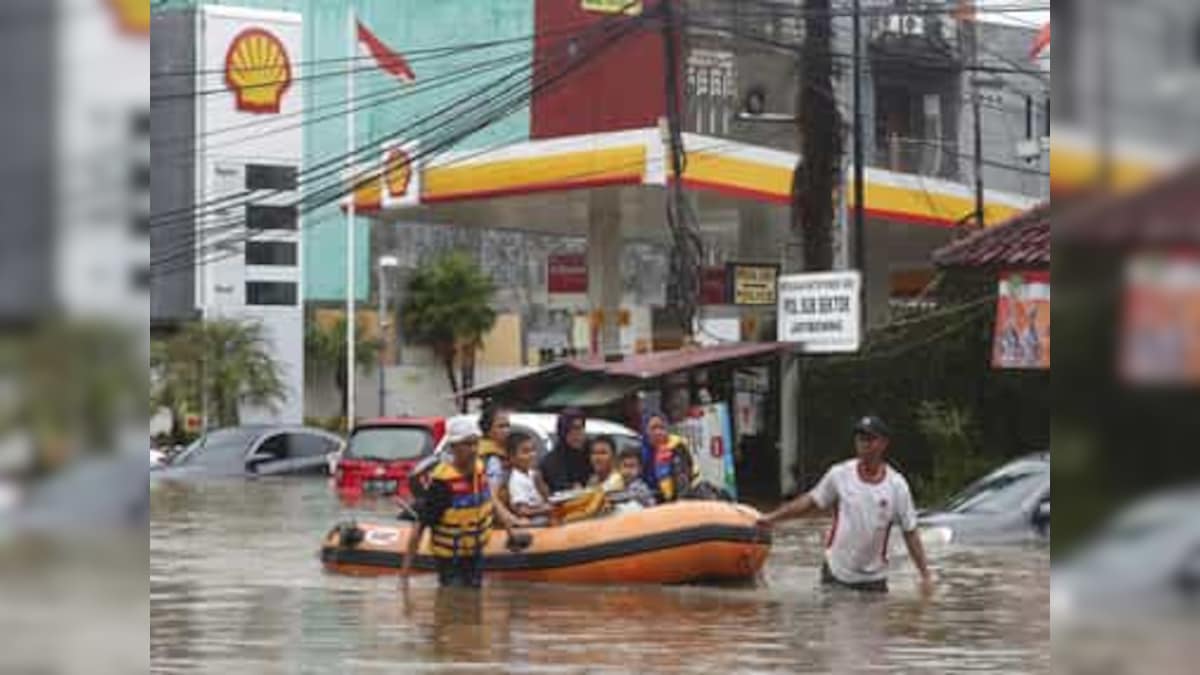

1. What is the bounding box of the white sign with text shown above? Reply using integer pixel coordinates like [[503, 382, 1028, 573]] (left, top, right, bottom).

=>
[[777, 271, 862, 352]]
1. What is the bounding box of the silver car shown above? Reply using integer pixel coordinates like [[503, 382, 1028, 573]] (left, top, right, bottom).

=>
[[153, 425, 344, 479], [918, 453, 1051, 545]]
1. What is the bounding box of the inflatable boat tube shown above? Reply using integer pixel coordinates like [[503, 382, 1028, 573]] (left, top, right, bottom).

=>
[[320, 501, 771, 584]]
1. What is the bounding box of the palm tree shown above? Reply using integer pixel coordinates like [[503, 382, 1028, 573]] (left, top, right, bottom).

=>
[[401, 251, 497, 412], [151, 319, 287, 430], [304, 313, 380, 424]]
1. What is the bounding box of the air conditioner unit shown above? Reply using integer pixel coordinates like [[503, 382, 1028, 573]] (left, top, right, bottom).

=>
[[899, 14, 925, 36]]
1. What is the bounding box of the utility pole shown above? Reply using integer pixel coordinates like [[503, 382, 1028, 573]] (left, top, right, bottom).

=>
[[971, 12, 985, 229], [797, 0, 839, 273], [851, 0, 866, 306]]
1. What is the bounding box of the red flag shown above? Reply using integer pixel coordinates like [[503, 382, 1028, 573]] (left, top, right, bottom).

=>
[[356, 21, 416, 82], [1030, 23, 1051, 60]]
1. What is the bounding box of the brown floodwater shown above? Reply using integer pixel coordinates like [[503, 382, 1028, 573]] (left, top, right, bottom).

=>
[[150, 478, 1049, 673]]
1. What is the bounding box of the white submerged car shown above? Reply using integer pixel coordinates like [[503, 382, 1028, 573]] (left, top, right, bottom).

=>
[[431, 412, 641, 461]]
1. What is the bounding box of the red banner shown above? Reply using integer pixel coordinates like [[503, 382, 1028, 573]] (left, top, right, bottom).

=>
[[548, 254, 587, 294]]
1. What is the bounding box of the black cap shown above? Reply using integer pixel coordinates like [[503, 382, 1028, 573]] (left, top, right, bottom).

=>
[[853, 415, 891, 439]]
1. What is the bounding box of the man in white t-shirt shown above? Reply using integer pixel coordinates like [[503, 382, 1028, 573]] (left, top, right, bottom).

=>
[[759, 416, 934, 593]]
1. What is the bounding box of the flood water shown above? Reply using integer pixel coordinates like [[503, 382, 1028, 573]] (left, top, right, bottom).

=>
[[150, 478, 1050, 673]]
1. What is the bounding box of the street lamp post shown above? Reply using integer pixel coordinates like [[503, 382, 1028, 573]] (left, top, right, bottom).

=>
[[377, 254, 399, 417]]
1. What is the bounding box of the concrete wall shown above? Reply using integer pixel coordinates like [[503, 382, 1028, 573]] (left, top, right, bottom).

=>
[[150, 10, 197, 322]]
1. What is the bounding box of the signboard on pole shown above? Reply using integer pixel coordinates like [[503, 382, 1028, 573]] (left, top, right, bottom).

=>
[[729, 263, 779, 306], [777, 271, 862, 352], [582, 0, 643, 15]]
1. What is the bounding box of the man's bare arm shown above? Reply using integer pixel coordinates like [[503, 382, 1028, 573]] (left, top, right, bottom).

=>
[[902, 528, 934, 591], [758, 493, 820, 527]]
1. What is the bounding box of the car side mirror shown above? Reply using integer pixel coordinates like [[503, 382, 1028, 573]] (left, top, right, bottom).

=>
[[1036, 501, 1050, 522]]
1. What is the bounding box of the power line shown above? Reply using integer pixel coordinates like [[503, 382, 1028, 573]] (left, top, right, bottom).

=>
[[150, 12, 645, 232], [151, 10, 654, 278]]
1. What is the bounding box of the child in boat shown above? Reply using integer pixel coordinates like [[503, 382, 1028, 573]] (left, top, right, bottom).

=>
[[505, 432, 552, 526], [612, 446, 656, 511], [587, 435, 624, 493]]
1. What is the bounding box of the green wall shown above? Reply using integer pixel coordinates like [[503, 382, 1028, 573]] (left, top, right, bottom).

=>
[[155, 0, 535, 301]]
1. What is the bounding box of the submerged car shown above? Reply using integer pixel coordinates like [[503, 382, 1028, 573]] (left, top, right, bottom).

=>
[[918, 452, 1050, 545], [152, 425, 343, 479], [334, 417, 444, 501], [1053, 488, 1200, 617]]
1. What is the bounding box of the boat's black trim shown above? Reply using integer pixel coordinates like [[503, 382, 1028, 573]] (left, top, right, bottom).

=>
[[321, 524, 770, 572]]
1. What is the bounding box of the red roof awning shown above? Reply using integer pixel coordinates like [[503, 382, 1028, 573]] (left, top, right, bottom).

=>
[[584, 342, 785, 380]]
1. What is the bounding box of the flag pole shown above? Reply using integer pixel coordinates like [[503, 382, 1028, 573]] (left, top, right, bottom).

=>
[[345, 7, 357, 430]]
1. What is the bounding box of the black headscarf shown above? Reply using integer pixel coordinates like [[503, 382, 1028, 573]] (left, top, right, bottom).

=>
[[540, 407, 591, 492]]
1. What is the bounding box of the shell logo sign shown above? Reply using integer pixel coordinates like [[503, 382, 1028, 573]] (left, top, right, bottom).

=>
[[385, 148, 413, 199], [108, 0, 150, 36], [224, 28, 293, 114]]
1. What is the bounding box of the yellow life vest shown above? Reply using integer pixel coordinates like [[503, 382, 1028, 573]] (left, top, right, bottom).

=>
[[478, 437, 506, 462], [428, 459, 494, 558], [654, 434, 701, 502]]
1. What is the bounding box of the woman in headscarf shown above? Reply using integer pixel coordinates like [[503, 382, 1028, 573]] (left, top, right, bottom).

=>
[[538, 407, 592, 493], [640, 410, 700, 503]]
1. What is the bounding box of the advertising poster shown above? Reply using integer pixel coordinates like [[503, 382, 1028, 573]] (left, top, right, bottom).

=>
[[992, 270, 1051, 370], [676, 403, 737, 499], [1121, 254, 1200, 385]]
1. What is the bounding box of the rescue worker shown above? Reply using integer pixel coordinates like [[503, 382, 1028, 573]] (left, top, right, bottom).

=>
[[402, 416, 524, 588], [757, 416, 934, 594], [641, 410, 700, 503]]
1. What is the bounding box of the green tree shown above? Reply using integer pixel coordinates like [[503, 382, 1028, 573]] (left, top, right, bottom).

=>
[[151, 319, 287, 430], [304, 313, 380, 424], [401, 251, 497, 412]]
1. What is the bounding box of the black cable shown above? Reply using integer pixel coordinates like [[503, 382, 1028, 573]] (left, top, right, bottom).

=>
[[151, 10, 652, 278], [150, 12, 638, 232]]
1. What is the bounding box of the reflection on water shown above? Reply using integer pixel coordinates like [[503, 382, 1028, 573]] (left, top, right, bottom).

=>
[[151, 479, 1049, 673]]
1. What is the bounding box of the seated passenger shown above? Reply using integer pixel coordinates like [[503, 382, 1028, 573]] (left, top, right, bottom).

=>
[[586, 435, 624, 493], [613, 446, 656, 511], [505, 432, 552, 526], [641, 410, 700, 503]]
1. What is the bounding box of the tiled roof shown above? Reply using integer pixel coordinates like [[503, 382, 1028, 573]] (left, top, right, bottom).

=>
[[1055, 163, 1200, 247], [933, 201, 1051, 269]]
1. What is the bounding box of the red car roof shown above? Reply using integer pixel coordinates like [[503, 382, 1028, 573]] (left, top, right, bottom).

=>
[[354, 417, 445, 433]]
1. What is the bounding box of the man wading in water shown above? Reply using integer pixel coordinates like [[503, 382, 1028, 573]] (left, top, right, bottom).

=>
[[758, 416, 934, 594]]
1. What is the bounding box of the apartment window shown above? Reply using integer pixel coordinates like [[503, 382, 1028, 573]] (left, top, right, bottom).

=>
[[132, 213, 150, 237], [245, 204, 297, 231], [131, 266, 151, 290], [245, 164, 298, 191], [245, 281, 297, 306], [245, 241, 297, 266], [130, 163, 150, 190]]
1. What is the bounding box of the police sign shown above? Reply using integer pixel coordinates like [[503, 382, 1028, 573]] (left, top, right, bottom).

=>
[[777, 271, 862, 352]]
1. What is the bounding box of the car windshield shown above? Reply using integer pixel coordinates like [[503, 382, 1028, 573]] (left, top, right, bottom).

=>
[[347, 427, 432, 462], [942, 465, 1045, 515], [173, 428, 260, 467]]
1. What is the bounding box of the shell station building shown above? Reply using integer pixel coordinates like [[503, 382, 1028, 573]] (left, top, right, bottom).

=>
[[151, 1, 1049, 419]]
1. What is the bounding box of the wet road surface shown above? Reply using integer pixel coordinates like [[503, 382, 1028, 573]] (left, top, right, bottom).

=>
[[150, 478, 1049, 673]]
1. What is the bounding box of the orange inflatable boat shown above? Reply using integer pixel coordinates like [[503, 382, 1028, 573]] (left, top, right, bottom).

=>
[[320, 501, 771, 584]]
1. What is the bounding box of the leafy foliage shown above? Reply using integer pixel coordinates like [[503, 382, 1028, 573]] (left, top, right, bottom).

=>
[[400, 251, 497, 410], [303, 313, 380, 423], [152, 319, 286, 430]]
